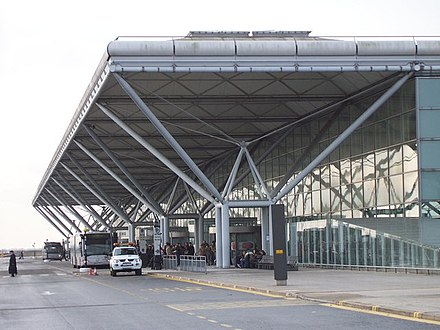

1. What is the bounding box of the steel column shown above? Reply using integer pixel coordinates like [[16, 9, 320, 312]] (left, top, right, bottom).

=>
[[215, 205, 223, 268], [261, 206, 269, 253], [268, 204, 274, 254], [221, 203, 230, 269], [162, 216, 169, 244], [196, 215, 204, 254]]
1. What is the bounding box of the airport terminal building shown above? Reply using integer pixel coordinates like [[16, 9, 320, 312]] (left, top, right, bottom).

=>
[[33, 31, 440, 269]]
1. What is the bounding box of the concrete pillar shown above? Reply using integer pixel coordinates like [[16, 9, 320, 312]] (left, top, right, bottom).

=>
[[268, 204, 274, 255], [194, 216, 204, 253], [390, 238, 395, 267], [215, 206, 223, 268], [372, 236, 376, 267], [221, 203, 230, 269], [162, 216, 169, 245], [338, 222, 344, 265], [198, 215, 204, 249], [325, 219, 331, 264], [261, 207, 270, 253], [128, 223, 135, 243], [290, 222, 298, 261]]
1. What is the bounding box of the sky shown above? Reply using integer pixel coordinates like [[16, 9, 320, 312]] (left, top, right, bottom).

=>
[[1, 0, 439, 250]]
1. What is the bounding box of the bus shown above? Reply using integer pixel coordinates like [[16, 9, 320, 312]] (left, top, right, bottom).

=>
[[42, 241, 64, 261], [70, 232, 114, 268]]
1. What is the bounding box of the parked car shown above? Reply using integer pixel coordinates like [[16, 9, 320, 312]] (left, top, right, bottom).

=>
[[110, 246, 142, 276]]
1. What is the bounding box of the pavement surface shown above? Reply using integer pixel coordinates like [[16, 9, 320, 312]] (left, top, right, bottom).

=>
[[147, 266, 440, 323]]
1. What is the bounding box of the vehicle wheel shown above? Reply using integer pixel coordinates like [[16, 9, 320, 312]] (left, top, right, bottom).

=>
[[111, 269, 116, 277], [135, 269, 142, 276]]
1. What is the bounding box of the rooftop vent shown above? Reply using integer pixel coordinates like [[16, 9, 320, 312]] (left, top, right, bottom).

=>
[[187, 31, 250, 38], [251, 30, 311, 38], [186, 31, 311, 38]]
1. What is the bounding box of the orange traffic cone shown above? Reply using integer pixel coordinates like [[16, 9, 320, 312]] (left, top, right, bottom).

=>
[[88, 267, 93, 276], [93, 268, 98, 276]]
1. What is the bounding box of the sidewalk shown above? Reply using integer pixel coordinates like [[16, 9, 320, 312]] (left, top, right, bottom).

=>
[[147, 266, 440, 322]]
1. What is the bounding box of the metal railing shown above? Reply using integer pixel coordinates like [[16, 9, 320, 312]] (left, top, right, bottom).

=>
[[299, 263, 440, 275], [162, 255, 207, 274]]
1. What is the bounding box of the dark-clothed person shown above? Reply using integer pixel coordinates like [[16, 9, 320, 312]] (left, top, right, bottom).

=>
[[8, 250, 17, 277]]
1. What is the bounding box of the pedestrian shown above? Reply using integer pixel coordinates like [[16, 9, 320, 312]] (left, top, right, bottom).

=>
[[8, 250, 17, 277], [187, 242, 195, 256]]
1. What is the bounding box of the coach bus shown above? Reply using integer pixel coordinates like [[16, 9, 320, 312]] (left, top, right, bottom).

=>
[[70, 232, 114, 268], [42, 241, 64, 260]]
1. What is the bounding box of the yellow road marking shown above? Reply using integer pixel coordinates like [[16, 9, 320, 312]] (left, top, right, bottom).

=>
[[324, 303, 440, 325], [148, 273, 283, 298]]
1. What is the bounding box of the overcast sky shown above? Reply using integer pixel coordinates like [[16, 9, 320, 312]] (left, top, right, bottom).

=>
[[1, 0, 439, 250]]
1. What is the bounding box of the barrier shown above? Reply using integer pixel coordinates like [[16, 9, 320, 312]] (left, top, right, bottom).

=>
[[163, 255, 177, 270], [162, 255, 207, 274]]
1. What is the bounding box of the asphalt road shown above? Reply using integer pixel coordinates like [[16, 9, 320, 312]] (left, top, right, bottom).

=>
[[0, 258, 438, 329]]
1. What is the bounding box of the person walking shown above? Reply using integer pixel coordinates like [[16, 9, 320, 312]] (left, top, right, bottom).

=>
[[8, 250, 17, 277]]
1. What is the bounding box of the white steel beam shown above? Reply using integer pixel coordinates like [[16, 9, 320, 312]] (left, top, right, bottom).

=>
[[97, 103, 215, 204], [74, 139, 163, 217], [35, 201, 75, 235], [51, 175, 109, 229], [34, 206, 69, 237], [274, 72, 414, 202], [113, 73, 222, 202], [222, 147, 245, 199], [60, 162, 133, 225], [43, 189, 93, 231], [83, 125, 165, 216]]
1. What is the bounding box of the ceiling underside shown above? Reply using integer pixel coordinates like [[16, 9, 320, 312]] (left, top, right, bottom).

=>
[[33, 35, 440, 219], [37, 70, 399, 205]]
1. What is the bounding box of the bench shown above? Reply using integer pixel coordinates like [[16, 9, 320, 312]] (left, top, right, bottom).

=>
[[257, 255, 299, 271]]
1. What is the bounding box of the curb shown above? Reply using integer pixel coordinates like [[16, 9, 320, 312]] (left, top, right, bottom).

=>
[[147, 272, 440, 323], [332, 301, 440, 322]]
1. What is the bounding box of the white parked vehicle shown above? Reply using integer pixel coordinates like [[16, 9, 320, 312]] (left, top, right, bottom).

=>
[[110, 246, 142, 276]]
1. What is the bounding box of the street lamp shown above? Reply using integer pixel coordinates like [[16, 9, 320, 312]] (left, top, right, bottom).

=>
[[32, 243, 35, 258]]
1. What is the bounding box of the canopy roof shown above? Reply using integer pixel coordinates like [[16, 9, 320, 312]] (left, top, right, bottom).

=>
[[33, 32, 440, 231]]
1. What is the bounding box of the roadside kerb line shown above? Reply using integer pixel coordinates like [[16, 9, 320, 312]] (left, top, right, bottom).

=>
[[147, 273, 285, 298], [328, 301, 440, 325], [148, 272, 440, 324]]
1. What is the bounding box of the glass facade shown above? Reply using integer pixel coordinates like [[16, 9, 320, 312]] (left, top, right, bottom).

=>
[[176, 78, 440, 269], [291, 219, 439, 268]]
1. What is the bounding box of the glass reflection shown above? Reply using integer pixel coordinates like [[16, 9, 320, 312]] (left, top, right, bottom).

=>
[[376, 177, 390, 206], [375, 150, 389, 178], [363, 180, 376, 208], [389, 174, 403, 204], [389, 147, 403, 175]]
